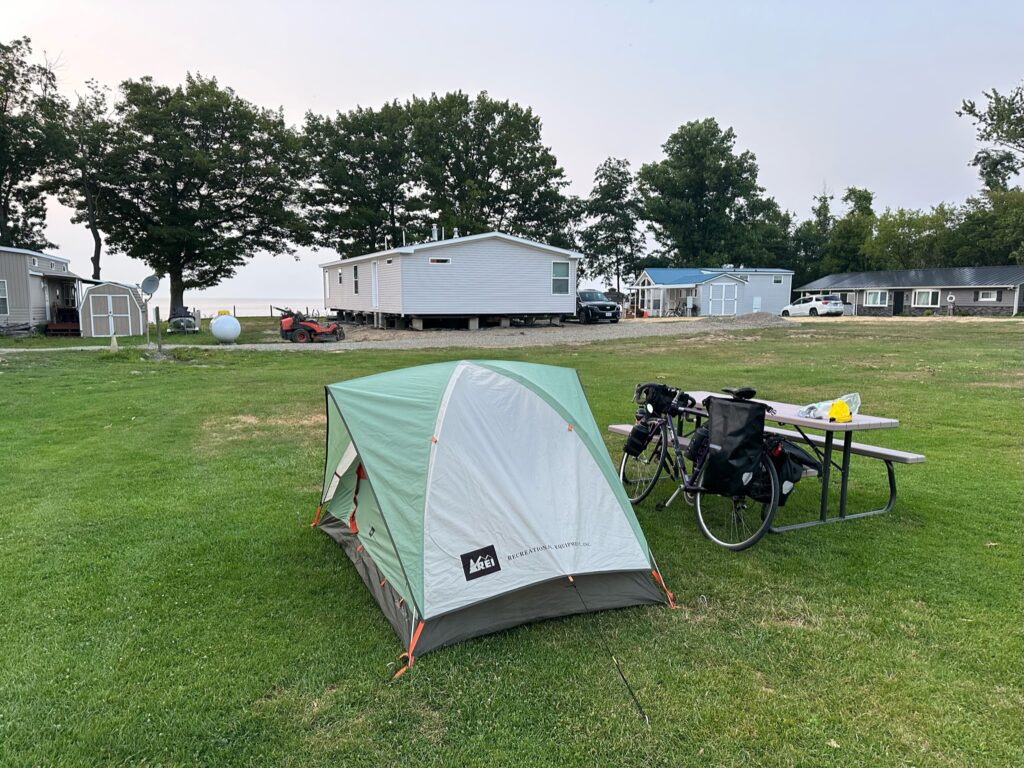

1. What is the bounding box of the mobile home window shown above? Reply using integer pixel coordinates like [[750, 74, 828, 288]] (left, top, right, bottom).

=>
[[353, 266, 359, 294], [0, 279, 8, 315], [337, 270, 343, 285], [552, 261, 570, 294], [428, 257, 450, 265], [978, 290, 997, 301], [912, 289, 939, 308], [49, 261, 55, 270], [773, 275, 783, 284], [62, 264, 67, 272], [31, 257, 38, 267], [864, 290, 888, 307]]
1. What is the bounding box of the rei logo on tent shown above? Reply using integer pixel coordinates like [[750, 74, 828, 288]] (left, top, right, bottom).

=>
[[461, 545, 501, 581]]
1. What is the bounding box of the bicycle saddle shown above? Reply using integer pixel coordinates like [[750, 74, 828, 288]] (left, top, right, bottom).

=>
[[722, 387, 756, 400]]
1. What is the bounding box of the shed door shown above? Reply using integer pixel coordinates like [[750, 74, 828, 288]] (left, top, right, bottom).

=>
[[709, 283, 738, 316], [90, 293, 133, 337], [90, 294, 113, 336], [111, 295, 132, 335]]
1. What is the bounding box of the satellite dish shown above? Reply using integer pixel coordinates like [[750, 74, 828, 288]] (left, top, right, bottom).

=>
[[141, 275, 160, 297]]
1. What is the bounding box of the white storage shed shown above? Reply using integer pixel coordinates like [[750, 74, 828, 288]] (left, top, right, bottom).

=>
[[80, 282, 147, 337]]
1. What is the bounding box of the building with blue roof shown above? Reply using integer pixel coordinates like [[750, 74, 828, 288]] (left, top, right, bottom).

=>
[[630, 265, 794, 317]]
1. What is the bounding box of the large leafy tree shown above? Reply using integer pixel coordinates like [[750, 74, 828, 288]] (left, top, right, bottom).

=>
[[821, 187, 875, 275], [0, 37, 64, 250], [302, 101, 421, 257], [958, 83, 1024, 190], [792, 193, 834, 285], [101, 74, 305, 310], [48, 81, 115, 279], [580, 157, 645, 292], [638, 118, 777, 266], [410, 92, 575, 246]]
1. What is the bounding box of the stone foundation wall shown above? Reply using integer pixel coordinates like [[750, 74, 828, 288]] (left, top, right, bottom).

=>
[[856, 306, 892, 317], [872, 306, 1017, 317]]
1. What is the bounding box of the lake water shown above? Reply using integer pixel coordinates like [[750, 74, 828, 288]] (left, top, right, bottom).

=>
[[147, 297, 326, 320]]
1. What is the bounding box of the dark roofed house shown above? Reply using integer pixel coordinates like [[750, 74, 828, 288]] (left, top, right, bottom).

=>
[[797, 266, 1024, 317]]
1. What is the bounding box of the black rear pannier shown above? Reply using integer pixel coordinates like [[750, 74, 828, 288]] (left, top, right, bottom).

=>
[[622, 421, 654, 457], [700, 397, 768, 496], [756, 436, 821, 506]]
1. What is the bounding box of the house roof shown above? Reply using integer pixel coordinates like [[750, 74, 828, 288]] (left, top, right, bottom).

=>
[[798, 265, 1024, 291], [30, 265, 84, 280], [638, 266, 793, 287], [0, 244, 69, 262], [318, 232, 583, 268]]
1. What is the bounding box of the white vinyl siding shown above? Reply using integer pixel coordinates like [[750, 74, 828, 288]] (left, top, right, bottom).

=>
[[865, 290, 888, 307], [0, 279, 8, 315], [401, 239, 578, 315], [552, 261, 570, 295], [912, 289, 940, 308]]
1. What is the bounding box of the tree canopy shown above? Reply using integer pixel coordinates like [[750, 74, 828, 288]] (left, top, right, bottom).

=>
[[0, 37, 64, 250], [100, 74, 305, 310], [579, 157, 645, 292], [638, 118, 787, 268]]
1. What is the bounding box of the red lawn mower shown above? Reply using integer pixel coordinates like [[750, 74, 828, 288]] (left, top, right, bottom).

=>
[[275, 307, 344, 343]]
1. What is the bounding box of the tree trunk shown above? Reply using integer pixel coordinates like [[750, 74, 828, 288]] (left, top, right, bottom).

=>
[[89, 226, 102, 281], [169, 271, 186, 314]]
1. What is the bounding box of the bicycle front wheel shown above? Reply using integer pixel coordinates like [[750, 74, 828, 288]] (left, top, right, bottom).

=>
[[619, 425, 667, 504], [694, 454, 779, 550]]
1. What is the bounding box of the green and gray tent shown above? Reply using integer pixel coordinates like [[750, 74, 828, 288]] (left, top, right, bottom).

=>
[[315, 360, 670, 669]]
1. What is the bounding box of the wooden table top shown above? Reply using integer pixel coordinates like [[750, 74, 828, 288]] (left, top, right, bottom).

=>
[[686, 390, 899, 433]]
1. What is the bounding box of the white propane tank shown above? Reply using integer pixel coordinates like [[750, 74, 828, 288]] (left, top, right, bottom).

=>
[[210, 314, 241, 343]]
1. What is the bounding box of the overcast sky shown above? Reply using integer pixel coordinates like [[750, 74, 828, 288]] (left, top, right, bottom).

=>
[[9, 1, 1023, 300]]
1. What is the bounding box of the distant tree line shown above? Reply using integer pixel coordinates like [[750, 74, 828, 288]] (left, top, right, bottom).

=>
[[2, 36, 1022, 309]]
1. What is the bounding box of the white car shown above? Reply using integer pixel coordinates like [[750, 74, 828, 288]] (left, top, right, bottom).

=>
[[780, 295, 845, 317]]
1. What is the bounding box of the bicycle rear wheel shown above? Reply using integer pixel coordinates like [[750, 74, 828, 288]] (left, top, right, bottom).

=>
[[619, 424, 667, 504], [694, 453, 779, 550]]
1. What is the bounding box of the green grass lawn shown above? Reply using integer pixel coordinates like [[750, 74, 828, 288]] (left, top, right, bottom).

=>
[[1, 321, 1021, 767], [1, 316, 284, 348]]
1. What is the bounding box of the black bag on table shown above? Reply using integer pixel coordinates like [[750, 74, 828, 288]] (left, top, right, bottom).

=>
[[700, 397, 768, 496]]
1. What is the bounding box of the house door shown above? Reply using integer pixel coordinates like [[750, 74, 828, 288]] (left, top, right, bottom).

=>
[[42, 280, 51, 321], [892, 291, 904, 315], [371, 261, 379, 308], [709, 283, 738, 316], [752, 296, 762, 313]]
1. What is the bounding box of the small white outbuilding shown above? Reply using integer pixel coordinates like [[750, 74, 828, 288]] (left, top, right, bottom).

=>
[[79, 282, 147, 337]]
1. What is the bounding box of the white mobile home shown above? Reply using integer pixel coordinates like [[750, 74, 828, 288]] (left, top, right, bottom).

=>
[[631, 267, 794, 317], [319, 232, 581, 329]]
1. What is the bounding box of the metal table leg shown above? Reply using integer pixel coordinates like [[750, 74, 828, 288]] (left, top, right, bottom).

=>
[[838, 431, 852, 518], [818, 431, 833, 522]]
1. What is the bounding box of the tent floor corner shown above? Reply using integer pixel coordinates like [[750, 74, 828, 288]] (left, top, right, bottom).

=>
[[318, 513, 665, 659]]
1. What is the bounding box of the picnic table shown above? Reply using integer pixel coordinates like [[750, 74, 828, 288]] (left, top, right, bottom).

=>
[[610, 391, 925, 534]]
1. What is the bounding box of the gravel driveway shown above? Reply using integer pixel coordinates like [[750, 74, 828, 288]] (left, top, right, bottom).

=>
[[1, 314, 790, 353]]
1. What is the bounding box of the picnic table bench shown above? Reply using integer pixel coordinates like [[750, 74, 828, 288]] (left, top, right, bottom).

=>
[[609, 390, 926, 534]]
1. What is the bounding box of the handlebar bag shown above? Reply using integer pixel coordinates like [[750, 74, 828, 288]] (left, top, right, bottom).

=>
[[640, 383, 677, 416], [701, 397, 767, 496]]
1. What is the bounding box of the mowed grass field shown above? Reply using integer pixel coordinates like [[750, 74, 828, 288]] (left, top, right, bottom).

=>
[[1, 320, 1021, 767]]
